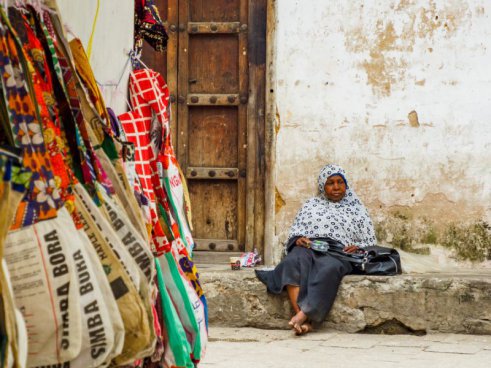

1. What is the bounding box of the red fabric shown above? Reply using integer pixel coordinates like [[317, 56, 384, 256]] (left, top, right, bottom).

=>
[[119, 69, 174, 255]]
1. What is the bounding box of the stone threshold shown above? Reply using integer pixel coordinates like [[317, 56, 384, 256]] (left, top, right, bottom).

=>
[[199, 265, 491, 335]]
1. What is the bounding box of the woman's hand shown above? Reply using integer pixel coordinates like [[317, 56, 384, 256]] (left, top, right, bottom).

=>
[[343, 245, 359, 253], [295, 237, 311, 248]]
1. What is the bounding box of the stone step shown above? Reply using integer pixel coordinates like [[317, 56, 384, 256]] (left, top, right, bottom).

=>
[[193, 251, 242, 265], [199, 266, 491, 335]]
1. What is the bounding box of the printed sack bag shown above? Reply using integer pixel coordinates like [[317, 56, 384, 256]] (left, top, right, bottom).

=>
[[74, 184, 141, 289], [74, 187, 152, 365], [91, 185, 158, 359], [1, 260, 27, 368], [95, 147, 149, 244], [4, 216, 83, 366], [76, 230, 125, 365], [51, 208, 117, 368], [97, 185, 155, 285], [0, 150, 28, 368]]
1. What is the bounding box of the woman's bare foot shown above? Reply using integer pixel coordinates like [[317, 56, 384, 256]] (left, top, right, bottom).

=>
[[288, 310, 308, 334], [298, 322, 313, 335]]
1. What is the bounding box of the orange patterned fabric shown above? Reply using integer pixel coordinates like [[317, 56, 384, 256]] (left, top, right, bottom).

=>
[[10, 9, 76, 209], [0, 15, 60, 228]]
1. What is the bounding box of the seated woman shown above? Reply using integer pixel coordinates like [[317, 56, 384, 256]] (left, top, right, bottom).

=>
[[256, 164, 376, 335]]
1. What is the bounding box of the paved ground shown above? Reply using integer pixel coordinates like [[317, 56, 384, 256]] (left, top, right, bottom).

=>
[[201, 327, 491, 368]]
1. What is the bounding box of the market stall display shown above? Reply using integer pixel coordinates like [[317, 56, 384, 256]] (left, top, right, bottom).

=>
[[0, 1, 206, 367]]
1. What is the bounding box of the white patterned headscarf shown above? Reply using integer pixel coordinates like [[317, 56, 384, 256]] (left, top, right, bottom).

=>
[[288, 164, 377, 249]]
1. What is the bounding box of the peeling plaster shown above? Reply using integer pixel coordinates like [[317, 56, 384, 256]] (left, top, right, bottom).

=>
[[275, 106, 281, 135], [275, 187, 286, 214], [345, 1, 473, 96], [273, 0, 491, 265], [361, 21, 406, 97], [408, 110, 420, 127], [352, 1, 468, 96]]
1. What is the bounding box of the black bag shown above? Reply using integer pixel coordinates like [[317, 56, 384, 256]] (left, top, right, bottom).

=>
[[352, 246, 402, 275], [309, 239, 402, 276]]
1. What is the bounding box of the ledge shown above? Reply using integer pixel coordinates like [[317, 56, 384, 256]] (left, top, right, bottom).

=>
[[199, 265, 491, 334]]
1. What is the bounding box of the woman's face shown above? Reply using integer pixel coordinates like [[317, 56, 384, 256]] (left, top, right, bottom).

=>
[[324, 175, 346, 202]]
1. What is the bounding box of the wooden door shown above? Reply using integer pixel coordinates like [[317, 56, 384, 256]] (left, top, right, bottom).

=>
[[143, 0, 266, 262], [178, 0, 248, 257]]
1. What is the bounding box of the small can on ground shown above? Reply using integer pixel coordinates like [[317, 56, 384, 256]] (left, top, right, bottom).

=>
[[230, 257, 241, 270]]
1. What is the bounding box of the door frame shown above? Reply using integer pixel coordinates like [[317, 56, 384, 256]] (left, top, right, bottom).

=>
[[264, 0, 276, 265], [245, 0, 267, 257]]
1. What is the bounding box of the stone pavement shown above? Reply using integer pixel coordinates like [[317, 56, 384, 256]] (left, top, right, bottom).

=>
[[200, 327, 491, 368]]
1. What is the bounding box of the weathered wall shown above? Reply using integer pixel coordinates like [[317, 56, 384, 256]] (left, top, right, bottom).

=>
[[57, 0, 133, 115], [271, 0, 491, 264]]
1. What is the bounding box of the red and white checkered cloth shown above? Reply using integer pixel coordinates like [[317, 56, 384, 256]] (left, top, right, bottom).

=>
[[119, 69, 173, 254]]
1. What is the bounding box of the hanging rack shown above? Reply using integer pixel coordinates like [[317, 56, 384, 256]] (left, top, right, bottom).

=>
[[97, 51, 133, 89], [95, 51, 134, 111], [128, 48, 151, 71]]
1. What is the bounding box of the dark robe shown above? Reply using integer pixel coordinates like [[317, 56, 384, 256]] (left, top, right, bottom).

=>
[[255, 237, 352, 324]]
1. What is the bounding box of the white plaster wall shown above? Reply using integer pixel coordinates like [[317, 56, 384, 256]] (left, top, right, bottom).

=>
[[57, 0, 134, 115], [273, 0, 491, 260]]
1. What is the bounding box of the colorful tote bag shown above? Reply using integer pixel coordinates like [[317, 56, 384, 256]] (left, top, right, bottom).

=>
[[118, 69, 179, 256], [9, 8, 75, 205], [118, 104, 171, 256], [1, 259, 27, 368], [158, 248, 207, 363], [155, 258, 193, 368]]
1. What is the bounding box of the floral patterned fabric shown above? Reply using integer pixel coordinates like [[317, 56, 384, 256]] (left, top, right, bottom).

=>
[[0, 12, 61, 228], [10, 8, 76, 208], [0, 147, 31, 194]]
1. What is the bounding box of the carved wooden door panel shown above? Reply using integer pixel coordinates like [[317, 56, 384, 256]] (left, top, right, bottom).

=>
[[177, 0, 248, 258]]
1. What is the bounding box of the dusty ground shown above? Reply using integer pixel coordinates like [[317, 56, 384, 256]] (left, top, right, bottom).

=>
[[200, 327, 491, 368]]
